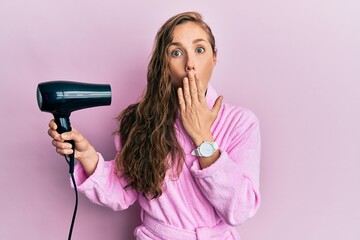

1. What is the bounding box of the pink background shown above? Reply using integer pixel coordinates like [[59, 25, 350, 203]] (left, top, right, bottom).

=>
[[1, 0, 359, 239]]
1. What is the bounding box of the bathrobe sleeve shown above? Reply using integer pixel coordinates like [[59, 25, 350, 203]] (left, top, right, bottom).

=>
[[190, 109, 261, 226], [71, 135, 139, 211]]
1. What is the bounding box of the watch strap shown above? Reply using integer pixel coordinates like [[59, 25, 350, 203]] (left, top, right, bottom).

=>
[[191, 141, 218, 157]]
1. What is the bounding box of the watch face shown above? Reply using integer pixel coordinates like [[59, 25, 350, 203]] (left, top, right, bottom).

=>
[[199, 142, 214, 157]]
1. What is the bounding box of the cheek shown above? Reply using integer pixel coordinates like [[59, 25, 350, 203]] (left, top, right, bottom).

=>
[[199, 59, 215, 83], [169, 62, 186, 86]]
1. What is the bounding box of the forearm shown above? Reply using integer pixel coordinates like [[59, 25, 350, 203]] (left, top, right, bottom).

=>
[[191, 151, 260, 225], [198, 150, 220, 169], [77, 145, 99, 176], [73, 154, 139, 211]]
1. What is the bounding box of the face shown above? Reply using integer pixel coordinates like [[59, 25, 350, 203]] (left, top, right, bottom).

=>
[[167, 21, 217, 89]]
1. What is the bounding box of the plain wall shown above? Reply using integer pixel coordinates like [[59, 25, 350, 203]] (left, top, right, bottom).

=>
[[1, 0, 359, 239]]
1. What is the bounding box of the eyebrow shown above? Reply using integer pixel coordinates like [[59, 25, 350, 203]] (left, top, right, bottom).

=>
[[169, 38, 208, 47]]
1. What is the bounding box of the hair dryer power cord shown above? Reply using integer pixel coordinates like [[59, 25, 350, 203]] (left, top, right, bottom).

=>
[[65, 153, 78, 240]]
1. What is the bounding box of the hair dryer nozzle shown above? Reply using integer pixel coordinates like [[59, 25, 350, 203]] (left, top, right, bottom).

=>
[[37, 81, 112, 117]]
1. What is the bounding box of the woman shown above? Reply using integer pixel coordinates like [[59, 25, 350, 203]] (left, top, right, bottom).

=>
[[48, 12, 261, 239]]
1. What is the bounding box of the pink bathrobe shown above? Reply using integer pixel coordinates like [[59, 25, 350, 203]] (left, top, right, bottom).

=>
[[72, 84, 261, 239]]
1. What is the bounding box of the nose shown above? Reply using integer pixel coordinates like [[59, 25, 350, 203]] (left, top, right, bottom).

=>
[[185, 54, 195, 72]]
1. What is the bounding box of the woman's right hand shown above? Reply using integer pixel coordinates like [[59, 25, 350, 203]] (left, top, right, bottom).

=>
[[47, 119, 99, 176]]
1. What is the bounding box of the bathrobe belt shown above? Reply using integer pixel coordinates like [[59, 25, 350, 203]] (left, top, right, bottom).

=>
[[143, 214, 231, 239]]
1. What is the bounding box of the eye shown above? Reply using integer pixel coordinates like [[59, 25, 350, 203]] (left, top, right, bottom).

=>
[[196, 47, 205, 54], [171, 50, 183, 57]]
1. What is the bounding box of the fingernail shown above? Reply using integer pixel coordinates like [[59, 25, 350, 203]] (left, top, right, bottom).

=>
[[61, 133, 67, 139], [66, 149, 73, 154]]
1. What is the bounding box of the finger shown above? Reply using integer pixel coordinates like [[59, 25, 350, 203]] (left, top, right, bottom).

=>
[[194, 74, 206, 103], [52, 139, 73, 155], [60, 131, 77, 141], [60, 129, 84, 143], [48, 128, 63, 142], [56, 147, 74, 155], [188, 72, 198, 103], [211, 96, 223, 116], [52, 139, 73, 150], [182, 77, 191, 106], [48, 119, 57, 131], [177, 87, 186, 112]]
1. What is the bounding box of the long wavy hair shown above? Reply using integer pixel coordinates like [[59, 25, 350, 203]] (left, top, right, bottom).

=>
[[115, 12, 216, 199]]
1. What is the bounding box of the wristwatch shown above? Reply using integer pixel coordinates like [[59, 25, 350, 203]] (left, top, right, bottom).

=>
[[191, 141, 218, 158]]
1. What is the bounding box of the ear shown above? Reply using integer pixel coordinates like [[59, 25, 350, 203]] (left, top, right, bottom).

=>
[[213, 48, 217, 65]]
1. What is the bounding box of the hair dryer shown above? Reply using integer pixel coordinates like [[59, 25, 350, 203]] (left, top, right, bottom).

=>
[[36, 80, 112, 172], [37, 80, 111, 239]]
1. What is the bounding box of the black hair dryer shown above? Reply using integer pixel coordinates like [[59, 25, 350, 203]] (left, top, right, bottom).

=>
[[36, 81, 112, 173]]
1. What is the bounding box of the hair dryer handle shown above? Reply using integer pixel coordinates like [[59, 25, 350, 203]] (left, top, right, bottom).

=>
[[55, 116, 72, 133], [54, 116, 75, 173]]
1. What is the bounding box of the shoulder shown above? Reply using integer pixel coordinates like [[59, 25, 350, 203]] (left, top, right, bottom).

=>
[[207, 83, 259, 137], [207, 84, 258, 129], [215, 103, 260, 151], [221, 102, 259, 128]]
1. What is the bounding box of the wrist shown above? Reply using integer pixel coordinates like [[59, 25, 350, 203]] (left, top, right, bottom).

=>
[[78, 145, 98, 164], [78, 146, 99, 176], [191, 141, 219, 159], [193, 133, 214, 147]]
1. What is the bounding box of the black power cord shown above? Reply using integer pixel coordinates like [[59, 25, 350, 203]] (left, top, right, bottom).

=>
[[65, 148, 78, 240]]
